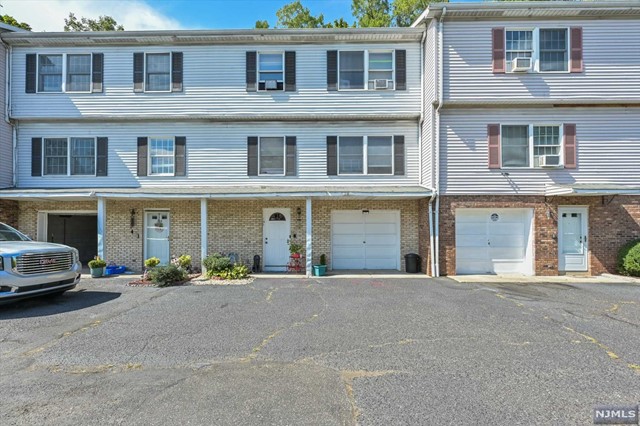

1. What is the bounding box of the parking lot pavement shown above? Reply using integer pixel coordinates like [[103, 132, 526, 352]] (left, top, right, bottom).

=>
[[0, 275, 638, 426]]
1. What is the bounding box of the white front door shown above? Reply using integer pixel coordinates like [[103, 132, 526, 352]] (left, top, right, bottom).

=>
[[263, 208, 291, 272], [145, 211, 170, 265], [558, 207, 588, 272]]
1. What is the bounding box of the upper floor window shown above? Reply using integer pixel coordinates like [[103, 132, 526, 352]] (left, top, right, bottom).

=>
[[338, 136, 393, 175], [149, 137, 175, 175], [67, 54, 92, 92], [258, 53, 284, 91], [501, 125, 562, 168], [38, 54, 63, 92], [259, 137, 285, 175], [338, 50, 396, 90], [505, 28, 568, 73], [43, 137, 96, 176], [146, 53, 171, 92], [28, 53, 102, 94]]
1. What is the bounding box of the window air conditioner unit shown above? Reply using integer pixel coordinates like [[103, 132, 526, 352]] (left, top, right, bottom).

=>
[[371, 79, 392, 90], [265, 80, 278, 90], [511, 57, 532, 72], [539, 155, 561, 168]]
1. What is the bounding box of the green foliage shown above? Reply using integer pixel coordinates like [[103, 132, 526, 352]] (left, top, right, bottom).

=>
[[144, 257, 161, 269], [255, 20, 270, 29], [64, 13, 124, 32], [276, 0, 326, 28], [352, 0, 392, 27], [320, 254, 327, 266], [392, 0, 443, 27], [0, 15, 32, 31], [88, 256, 107, 269], [617, 239, 640, 277], [325, 18, 352, 28], [172, 254, 192, 269], [288, 240, 304, 254], [148, 265, 188, 287], [218, 264, 250, 280], [203, 253, 232, 277]]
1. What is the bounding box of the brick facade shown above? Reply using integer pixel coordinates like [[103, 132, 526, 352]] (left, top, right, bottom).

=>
[[0, 200, 19, 227], [439, 195, 640, 276], [18, 200, 98, 240]]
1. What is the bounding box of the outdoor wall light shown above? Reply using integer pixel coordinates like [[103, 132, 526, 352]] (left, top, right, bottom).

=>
[[130, 209, 136, 228]]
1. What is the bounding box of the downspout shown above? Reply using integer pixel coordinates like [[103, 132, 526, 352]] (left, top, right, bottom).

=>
[[418, 28, 426, 186], [434, 6, 446, 277], [3, 41, 16, 187]]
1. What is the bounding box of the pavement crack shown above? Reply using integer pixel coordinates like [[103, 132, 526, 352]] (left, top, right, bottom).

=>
[[562, 326, 621, 361], [341, 370, 399, 425]]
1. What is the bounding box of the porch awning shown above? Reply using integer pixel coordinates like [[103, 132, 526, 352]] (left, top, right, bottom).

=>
[[545, 183, 640, 196], [0, 185, 432, 201]]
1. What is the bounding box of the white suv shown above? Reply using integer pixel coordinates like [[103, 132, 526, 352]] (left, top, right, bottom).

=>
[[0, 223, 81, 303]]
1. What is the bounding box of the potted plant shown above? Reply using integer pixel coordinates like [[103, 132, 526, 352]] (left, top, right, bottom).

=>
[[288, 240, 303, 259], [88, 256, 107, 278], [313, 254, 327, 277]]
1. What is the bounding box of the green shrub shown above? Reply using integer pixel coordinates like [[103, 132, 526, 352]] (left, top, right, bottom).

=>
[[144, 257, 161, 269], [218, 264, 250, 280], [172, 254, 192, 269], [203, 253, 232, 277], [148, 265, 188, 287], [617, 239, 640, 277], [319, 254, 327, 266], [88, 256, 107, 269]]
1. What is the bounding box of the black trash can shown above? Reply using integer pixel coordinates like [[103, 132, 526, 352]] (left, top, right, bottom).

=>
[[405, 253, 421, 273]]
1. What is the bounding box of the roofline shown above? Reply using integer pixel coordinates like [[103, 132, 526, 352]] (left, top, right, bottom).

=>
[[0, 27, 424, 47], [0, 22, 29, 33], [412, 1, 640, 27], [10, 114, 421, 123]]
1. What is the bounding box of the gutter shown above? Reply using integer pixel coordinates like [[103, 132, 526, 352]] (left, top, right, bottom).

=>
[[2, 41, 16, 188], [418, 27, 427, 186]]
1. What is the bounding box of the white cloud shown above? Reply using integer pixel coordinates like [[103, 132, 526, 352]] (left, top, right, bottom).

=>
[[2, 0, 185, 32]]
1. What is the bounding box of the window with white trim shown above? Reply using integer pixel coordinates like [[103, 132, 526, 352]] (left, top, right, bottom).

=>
[[338, 50, 396, 91], [259, 137, 285, 175], [37, 54, 93, 93], [149, 137, 175, 175], [258, 52, 284, 91], [66, 54, 91, 92], [501, 125, 562, 168], [43, 137, 96, 176], [338, 136, 393, 175], [146, 53, 171, 92], [506, 28, 568, 73], [38, 54, 63, 92]]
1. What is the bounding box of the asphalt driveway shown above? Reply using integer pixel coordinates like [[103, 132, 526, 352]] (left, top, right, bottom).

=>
[[0, 275, 638, 425]]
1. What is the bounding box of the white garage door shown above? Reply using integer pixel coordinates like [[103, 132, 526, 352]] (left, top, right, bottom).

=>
[[455, 208, 533, 275], [332, 210, 400, 270]]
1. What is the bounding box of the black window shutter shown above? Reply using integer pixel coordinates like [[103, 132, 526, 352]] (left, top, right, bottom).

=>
[[247, 137, 258, 176], [285, 51, 296, 92], [26, 54, 37, 93], [327, 136, 337, 175], [327, 51, 338, 91], [96, 137, 108, 176], [171, 52, 183, 92], [137, 137, 148, 176], [395, 50, 407, 91], [133, 53, 144, 93], [246, 52, 257, 92], [393, 135, 405, 175], [31, 137, 42, 176], [174, 136, 186, 176], [285, 136, 297, 176], [92, 53, 104, 93]]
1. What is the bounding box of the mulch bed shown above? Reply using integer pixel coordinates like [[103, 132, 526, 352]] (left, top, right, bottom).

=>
[[127, 273, 201, 287]]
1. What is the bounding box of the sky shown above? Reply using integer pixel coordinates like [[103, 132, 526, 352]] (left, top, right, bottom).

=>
[[2, 0, 478, 32]]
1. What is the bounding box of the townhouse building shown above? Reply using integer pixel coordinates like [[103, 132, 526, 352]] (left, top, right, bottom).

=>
[[414, 1, 640, 276], [0, 28, 430, 273]]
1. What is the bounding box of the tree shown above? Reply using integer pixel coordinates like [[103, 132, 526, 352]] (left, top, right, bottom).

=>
[[275, 0, 326, 28], [255, 20, 270, 29], [352, 0, 392, 27], [325, 18, 352, 29], [64, 13, 124, 32], [392, 0, 445, 27], [0, 14, 31, 31]]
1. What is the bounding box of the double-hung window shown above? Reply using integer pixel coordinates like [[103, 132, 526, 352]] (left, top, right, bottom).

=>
[[38, 54, 63, 92], [501, 125, 562, 168], [258, 53, 284, 91], [338, 136, 393, 175], [43, 137, 96, 176], [338, 50, 395, 90], [149, 137, 175, 175], [505, 28, 568, 72], [66, 54, 91, 92], [146, 53, 171, 92], [259, 137, 285, 175]]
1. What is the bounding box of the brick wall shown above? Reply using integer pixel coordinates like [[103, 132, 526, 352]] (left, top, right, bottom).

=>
[[18, 200, 98, 240], [0, 200, 18, 227], [439, 195, 640, 276]]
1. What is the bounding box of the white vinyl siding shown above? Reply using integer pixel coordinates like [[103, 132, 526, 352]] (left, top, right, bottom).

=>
[[443, 19, 640, 100], [12, 42, 420, 118], [259, 136, 285, 175], [440, 108, 640, 195], [0, 45, 12, 187], [16, 122, 419, 188]]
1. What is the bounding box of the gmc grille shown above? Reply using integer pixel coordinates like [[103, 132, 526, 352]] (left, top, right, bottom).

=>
[[15, 252, 73, 275]]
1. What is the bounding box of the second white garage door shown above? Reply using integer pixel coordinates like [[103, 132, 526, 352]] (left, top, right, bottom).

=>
[[332, 210, 400, 270], [455, 208, 534, 275]]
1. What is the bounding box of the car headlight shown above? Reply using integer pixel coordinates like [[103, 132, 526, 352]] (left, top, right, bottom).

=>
[[71, 248, 79, 264]]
